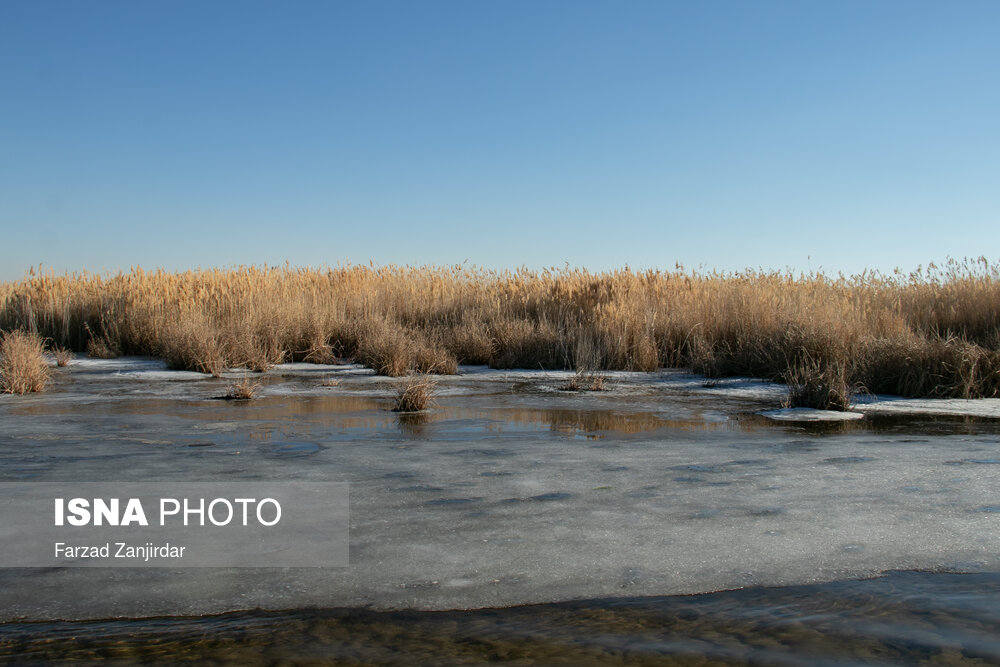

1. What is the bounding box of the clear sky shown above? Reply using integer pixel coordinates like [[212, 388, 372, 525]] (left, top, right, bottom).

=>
[[2, 1, 998, 281]]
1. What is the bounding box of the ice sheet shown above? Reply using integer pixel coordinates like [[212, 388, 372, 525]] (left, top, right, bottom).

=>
[[762, 408, 866, 421], [855, 395, 1000, 418], [2, 359, 1000, 620]]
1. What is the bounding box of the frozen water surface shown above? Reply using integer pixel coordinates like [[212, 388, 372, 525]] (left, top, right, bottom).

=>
[[2, 358, 1000, 621], [761, 407, 866, 421]]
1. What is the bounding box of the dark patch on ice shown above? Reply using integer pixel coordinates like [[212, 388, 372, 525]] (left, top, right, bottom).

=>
[[393, 485, 444, 493], [976, 506, 1000, 513], [602, 466, 629, 472], [747, 506, 784, 516], [479, 471, 515, 477], [186, 442, 216, 448], [822, 456, 876, 464], [383, 471, 417, 479], [530, 492, 573, 502], [673, 476, 705, 483], [690, 509, 721, 519]]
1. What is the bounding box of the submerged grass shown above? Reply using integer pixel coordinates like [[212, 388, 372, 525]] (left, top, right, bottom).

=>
[[2, 258, 999, 405]]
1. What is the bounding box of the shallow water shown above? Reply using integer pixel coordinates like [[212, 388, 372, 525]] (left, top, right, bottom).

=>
[[2, 359, 1000, 661], [2, 572, 999, 665]]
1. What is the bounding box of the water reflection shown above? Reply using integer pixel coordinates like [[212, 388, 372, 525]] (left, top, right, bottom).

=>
[[397, 412, 431, 438], [15, 386, 1000, 444], [9, 390, 755, 437], [742, 411, 1000, 436]]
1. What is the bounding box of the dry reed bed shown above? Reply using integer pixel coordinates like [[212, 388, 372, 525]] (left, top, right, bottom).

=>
[[1, 259, 999, 407]]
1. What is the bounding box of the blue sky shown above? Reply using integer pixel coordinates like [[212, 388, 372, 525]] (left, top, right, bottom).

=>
[[2, 1, 998, 280]]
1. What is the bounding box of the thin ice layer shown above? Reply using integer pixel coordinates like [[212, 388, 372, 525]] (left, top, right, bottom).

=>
[[1, 359, 999, 620]]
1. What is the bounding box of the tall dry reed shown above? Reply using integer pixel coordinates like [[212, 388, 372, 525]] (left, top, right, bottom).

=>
[[1, 258, 998, 404]]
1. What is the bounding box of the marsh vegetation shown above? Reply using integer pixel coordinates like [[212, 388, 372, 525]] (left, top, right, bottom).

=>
[[223, 375, 261, 401], [560, 371, 609, 392], [1, 258, 999, 408], [0, 331, 50, 394], [392, 375, 438, 412]]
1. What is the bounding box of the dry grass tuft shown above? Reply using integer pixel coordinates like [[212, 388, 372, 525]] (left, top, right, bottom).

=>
[[86, 337, 119, 359], [83, 323, 120, 359], [224, 375, 261, 400], [162, 317, 226, 377], [782, 355, 855, 411], [52, 346, 73, 367], [414, 341, 458, 375], [392, 375, 437, 412], [361, 337, 412, 377], [243, 339, 286, 373], [300, 337, 338, 364], [1, 331, 51, 394], [561, 371, 609, 392]]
